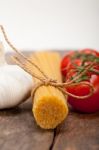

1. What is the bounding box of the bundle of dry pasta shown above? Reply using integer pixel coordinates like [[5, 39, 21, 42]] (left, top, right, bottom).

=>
[[26, 52, 68, 129]]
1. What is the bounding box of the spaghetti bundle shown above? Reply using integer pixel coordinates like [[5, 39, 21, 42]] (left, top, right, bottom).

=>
[[26, 52, 68, 129], [0, 25, 69, 129]]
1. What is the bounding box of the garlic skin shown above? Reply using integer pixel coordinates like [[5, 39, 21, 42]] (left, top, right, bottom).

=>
[[0, 65, 33, 109], [0, 42, 7, 65], [0, 42, 33, 109]]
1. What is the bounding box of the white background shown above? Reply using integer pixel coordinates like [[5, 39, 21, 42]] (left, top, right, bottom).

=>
[[0, 0, 99, 52]]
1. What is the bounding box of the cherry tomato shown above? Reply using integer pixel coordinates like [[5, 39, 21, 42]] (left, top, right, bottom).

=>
[[81, 49, 99, 71], [66, 75, 99, 113], [81, 48, 99, 56], [61, 49, 99, 113], [61, 51, 81, 76], [61, 49, 99, 77], [61, 51, 74, 76]]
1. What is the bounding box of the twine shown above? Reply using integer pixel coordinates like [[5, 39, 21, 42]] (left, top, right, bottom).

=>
[[0, 25, 94, 100]]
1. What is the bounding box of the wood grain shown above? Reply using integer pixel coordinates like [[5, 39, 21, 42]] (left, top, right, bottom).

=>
[[52, 112, 99, 150], [0, 100, 54, 150]]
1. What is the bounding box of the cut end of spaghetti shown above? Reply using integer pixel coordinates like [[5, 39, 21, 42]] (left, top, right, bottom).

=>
[[33, 85, 68, 129]]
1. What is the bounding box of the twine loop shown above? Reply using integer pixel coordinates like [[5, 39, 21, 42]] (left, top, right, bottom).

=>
[[0, 25, 94, 100]]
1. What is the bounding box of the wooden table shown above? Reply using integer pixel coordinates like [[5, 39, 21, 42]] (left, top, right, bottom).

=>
[[0, 52, 99, 150]]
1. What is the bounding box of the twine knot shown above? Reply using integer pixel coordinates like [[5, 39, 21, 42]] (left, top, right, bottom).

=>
[[0, 25, 94, 101], [43, 79, 52, 86], [42, 78, 57, 86]]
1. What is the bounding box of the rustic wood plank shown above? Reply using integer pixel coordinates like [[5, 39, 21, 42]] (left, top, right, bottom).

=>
[[0, 99, 54, 150], [52, 111, 99, 150]]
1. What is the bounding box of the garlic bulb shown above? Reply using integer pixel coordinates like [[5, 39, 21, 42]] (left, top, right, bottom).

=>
[[0, 42, 33, 109]]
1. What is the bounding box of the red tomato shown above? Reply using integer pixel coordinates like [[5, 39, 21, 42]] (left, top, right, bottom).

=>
[[61, 49, 99, 77], [66, 75, 99, 113], [81, 49, 99, 71], [61, 51, 74, 76], [81, 48, 99, 56], [61, 51, 81, 76], [61, 49, 99, 113]]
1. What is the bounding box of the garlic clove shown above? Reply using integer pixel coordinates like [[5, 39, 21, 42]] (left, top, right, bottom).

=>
[[0, 65, 33, 109]]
